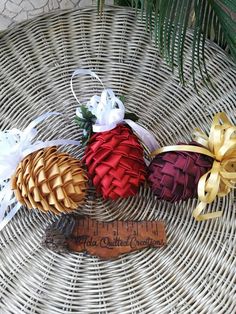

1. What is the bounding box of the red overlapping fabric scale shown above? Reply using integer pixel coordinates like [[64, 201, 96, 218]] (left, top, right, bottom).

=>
[[84, 124, 147, 200]]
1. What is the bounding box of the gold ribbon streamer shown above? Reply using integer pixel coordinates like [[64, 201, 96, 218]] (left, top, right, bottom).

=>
[[151, 112, 236, 221]]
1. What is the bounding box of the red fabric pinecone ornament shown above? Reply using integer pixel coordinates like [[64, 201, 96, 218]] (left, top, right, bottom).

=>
[[148, 143, 213, 202], [84, 124, 147, 200]]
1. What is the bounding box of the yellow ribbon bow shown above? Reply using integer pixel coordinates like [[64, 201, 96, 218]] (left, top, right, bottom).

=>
[[151, 112, 236, 221]]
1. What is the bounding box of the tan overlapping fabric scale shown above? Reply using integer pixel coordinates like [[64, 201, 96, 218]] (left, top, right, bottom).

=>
[[11, 147, 87, 214]]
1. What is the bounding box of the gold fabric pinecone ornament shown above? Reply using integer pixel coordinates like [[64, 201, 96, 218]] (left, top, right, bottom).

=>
[[11, 147, 87, 214]]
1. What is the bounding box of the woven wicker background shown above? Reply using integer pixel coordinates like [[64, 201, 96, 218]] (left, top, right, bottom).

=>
[[0, 6, 236, 314]]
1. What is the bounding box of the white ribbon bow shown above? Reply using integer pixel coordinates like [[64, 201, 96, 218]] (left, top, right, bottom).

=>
[[71, 69, 159, 152], [0, 112, 80, 231]]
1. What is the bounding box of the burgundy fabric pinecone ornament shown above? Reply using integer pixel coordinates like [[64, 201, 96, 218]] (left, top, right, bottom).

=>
[[148, 142, 213, 202], [84, 124, 147, 200]]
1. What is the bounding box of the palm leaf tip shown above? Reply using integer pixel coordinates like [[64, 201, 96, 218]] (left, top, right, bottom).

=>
[[97, 0, 236, 87]]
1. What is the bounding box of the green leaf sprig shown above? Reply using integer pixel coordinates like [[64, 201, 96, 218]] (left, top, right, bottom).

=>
[[75, 105, 97, 146], [75, 96, 139, 145]]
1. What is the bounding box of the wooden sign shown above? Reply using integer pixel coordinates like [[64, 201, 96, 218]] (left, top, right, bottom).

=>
[[43, 215, 166, 259]]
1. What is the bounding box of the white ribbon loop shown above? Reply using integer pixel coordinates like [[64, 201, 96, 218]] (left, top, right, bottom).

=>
[[0, 112, 81, 231], [71, 69, 105, 105], [72, 69, 159, 152]]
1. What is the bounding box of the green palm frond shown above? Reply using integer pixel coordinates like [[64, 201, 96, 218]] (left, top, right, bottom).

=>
[[97, 0, 236, 87]]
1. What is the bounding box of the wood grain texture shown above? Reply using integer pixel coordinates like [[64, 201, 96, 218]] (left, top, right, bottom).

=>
[[43, 215, 166, 259]]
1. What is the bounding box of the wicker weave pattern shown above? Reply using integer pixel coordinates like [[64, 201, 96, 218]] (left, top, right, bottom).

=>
[[0, 6, 236, 314]]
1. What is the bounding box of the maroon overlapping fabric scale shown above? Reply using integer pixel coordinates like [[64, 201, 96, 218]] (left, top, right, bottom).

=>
[[84, 124, 147, 200], [148, 142, 213, 202]]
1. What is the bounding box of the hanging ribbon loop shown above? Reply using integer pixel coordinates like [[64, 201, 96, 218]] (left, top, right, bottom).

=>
[[71, 68, 159, 152], [151, 112, 236, 221], [0, 112, 81, 231]]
